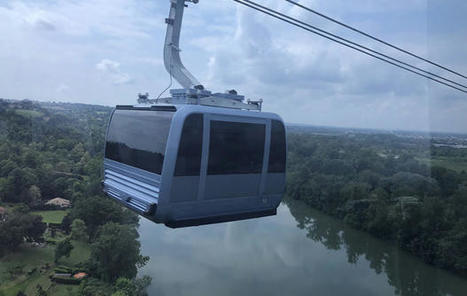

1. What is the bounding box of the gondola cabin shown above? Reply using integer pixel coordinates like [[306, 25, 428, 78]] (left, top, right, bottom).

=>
[[103, 104, 286, 227], [103, 0, 286, 227]]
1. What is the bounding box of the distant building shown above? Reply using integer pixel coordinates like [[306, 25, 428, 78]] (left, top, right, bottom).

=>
[[45, 198, 72, 208]]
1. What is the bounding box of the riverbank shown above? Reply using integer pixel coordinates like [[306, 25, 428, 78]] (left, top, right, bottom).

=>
[[286, 130, 467, 276]]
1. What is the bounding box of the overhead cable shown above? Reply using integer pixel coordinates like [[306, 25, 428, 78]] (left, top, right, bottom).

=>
[[238, 0, 467, 91], [285, 0, 467, 80], [233, 0, 467, 94]]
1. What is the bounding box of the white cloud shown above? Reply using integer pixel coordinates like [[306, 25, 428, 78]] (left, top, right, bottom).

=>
[[96, 59, 132, 85], [0, 0, 466, 132], [56, 83, 70, 94]]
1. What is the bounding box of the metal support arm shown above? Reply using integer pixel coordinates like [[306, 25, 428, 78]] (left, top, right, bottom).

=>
[[164, 0, 201, 89]]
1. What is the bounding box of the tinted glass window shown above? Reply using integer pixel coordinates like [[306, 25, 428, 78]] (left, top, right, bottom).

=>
[[268, 120, 286, 173], [105, 109, 173, 174], [174, 114, 203, 176], [208, 121, 265, 175]]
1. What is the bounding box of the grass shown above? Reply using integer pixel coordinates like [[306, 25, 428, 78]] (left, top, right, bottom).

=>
[[44, 230, 67, 243], [31, 210, 68, 224], [0, 245, 55, 296], [59, 240, 91, 266], [47, 284, 80, 296], [0, 239, 90, 295]]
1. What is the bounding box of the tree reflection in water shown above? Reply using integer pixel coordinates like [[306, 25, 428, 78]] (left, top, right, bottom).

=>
[[284, 197, 467, 296]]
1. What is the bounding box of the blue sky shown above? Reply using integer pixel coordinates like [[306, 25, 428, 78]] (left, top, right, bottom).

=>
[[1, 0, 466, 132]]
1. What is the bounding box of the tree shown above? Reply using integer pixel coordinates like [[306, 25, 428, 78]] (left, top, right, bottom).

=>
[[0, 212, 46, 253], [55, 239, 73, 262], [113, 276, 152, 296], [79, 278, 112, 296], [114, 278, 135, 296], [133, 276, 152, 296], [35, 285, 46, 296], [26, 185, 41, 206], [22, 214, 46, 242], [0, 178, 7, 201], [431, 166, 459, 197], [71, 219, 88, 241], [61, 213, 72, 234], [89, 223, 148, 282], [4, 168, 37, 203], [71, 196, 138, 238], [24, 151, 40, 169]]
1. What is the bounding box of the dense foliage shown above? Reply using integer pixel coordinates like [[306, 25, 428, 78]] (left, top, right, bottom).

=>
[[0, 99, 150, 295], [55, 239, 73, 262], [88, 222, 149, 282], [286, 129, 467, 274], [0, 99, 109, 205], [0, 209, 46, 255]]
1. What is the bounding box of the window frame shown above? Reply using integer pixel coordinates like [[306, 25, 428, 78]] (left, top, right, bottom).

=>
[[206, 117, 267, 175], [104, 109, 174, 175]]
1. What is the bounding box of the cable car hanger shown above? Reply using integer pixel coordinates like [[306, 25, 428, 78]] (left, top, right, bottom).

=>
[[158, 0, 263, 110], [102, 0, 287, 228]]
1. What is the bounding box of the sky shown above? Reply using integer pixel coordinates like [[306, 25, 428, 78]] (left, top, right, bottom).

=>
[[0, 0, 466, 133]]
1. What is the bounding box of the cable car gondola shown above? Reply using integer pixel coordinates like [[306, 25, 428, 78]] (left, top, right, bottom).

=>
[[102, 0, 286, 228]]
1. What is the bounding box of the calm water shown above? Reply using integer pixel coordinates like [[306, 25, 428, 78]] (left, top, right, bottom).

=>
[[138, 199, 467, 296]]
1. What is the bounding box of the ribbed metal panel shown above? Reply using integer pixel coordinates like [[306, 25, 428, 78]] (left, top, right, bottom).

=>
[[103, 159, 160, 215]]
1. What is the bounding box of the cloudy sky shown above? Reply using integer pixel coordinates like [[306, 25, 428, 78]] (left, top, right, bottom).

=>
[[1, 0, 466, 132]]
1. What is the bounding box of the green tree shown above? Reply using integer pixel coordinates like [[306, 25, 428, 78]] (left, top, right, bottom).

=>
[[55, 239, 73, 262], [133, 276, 152, 296], [26, 185, 42, 206], [0, 212, 46, 253], [35, 285, 46, 296], [22, 214, 46, 242], [71, 219, 88, 242], [114, 278, 135, 296], [89, 223, 148, 282], [61, 213, 72, 234], [71, 196, 137, 238], [24, 151, 40, 169], [4, 168, 37, 202], [0, 178, 7, 201], [79, 278, 112, 296], [113, 276, 152, 296]]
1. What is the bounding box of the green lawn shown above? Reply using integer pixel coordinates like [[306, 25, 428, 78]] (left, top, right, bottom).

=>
[[0, 239, 90, 296], [47, 283, 80, 296], [59, 240, 91, 266], [0, 245, 55, 296], [31, 210, 68, 224], [44, 230, 67, 244]]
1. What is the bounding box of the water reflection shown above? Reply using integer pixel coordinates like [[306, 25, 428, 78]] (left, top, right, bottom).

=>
[[138, 200, 467, 296]]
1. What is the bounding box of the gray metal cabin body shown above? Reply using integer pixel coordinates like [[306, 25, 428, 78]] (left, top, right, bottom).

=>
[[103, 104, 286, 228]]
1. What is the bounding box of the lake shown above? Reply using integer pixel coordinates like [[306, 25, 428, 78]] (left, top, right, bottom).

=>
[[138, 199, 467, 296]]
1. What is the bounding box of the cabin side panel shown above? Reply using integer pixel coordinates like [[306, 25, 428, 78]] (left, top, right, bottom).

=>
[[170, 113, 203, 203], [265, 119, 286, 195], [103, 108, 174, 217]]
